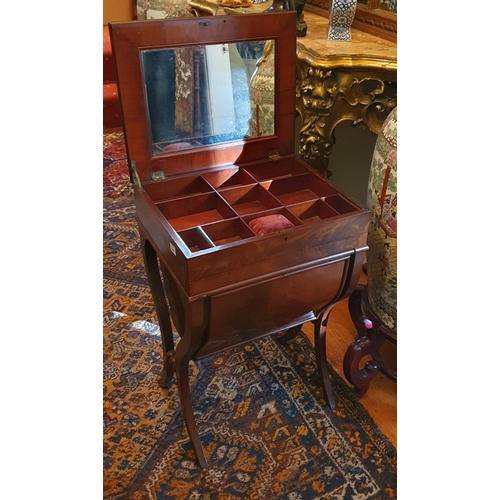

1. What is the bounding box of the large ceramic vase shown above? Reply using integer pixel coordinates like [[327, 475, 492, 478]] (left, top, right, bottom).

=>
[[327, 0, 357, 41], [361, 107, 397, 379], [249, 40, 275, 137], [366, 107, 397, 333]]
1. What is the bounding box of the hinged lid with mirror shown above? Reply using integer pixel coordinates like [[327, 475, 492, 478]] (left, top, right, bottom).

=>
[[110, 13, 296, 182]]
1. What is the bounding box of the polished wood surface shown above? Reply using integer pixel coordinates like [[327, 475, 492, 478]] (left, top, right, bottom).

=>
[[302, 273, 397, 448]]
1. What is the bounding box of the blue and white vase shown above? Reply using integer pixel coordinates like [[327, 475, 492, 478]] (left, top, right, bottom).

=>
[[387, 0, 397, 13], [327, 0, 357, 41]]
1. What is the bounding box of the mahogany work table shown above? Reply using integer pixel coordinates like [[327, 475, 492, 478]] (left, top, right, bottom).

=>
[[109, 11, 370, 468]]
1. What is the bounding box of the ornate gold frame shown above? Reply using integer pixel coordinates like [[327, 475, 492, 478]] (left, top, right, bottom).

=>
[[304, 0, 396, 43]]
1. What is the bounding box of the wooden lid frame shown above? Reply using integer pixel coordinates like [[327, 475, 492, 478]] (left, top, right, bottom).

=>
[[109, 12, 297, 182]]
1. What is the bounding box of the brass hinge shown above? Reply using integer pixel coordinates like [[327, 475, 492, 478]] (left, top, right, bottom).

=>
[[269, 150, 280, 161], [130, 160, 142, 189], [151, 170, 167, 182]]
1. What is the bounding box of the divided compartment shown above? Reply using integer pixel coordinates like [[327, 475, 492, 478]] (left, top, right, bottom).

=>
[[144, 174, 214, 202], [157, 192, 237, 231], [324, 194, 359, 215], [202, 167, 258, 190], [177, 226, 215, 253], [202, 218, 255, 247], [244, 159, 309, 181], [219, 184, 282, 216], [266, 173, 338, 205], [287, 199, 339, 225]]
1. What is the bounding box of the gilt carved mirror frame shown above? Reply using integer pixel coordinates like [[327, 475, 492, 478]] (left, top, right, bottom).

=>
[[305, 0, 397, 43]]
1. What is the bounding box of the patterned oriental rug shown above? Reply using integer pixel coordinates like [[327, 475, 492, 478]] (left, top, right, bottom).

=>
[[103, 133, 397, 499]]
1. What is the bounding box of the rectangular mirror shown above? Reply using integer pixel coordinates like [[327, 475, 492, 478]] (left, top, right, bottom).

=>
[[141, 40, 273, 156]]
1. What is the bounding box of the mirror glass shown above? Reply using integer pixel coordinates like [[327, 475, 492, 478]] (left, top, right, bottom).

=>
[[141, 40, 274, 156]]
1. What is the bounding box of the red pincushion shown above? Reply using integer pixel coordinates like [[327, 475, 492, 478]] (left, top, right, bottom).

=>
[[249, 214, 295, 235]]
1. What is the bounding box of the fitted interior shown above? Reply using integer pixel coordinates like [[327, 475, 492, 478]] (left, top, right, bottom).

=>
[[144, 161, 360, 253]]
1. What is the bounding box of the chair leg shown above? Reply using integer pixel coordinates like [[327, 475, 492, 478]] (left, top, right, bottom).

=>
[[343, 288, 383, 396], [343, 329, 383, 397], [344, 285, 397, 395]]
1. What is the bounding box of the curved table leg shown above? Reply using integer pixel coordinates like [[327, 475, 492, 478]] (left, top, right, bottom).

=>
[[313, 303, 336, 409], [140, 235, 175, 388], [175, 350, 208, 469]]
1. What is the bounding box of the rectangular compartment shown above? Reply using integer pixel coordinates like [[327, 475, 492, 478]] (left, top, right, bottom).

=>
[[144, 174, 214, 202], [324, 194, 359, 215], [202, 218, 255, 246], [157, 192, 237, 231], [267, 173, 338, 205], [287, 199, 339, 224], [202, 168, 258, 190], [245, 159, 309, 181], [178, 227, 215, 253], [219, 184, 281, 216]]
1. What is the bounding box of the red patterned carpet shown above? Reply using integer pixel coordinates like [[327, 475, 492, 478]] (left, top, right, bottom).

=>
[[103, 133, 397, 499], [103, 132, 132, 199]]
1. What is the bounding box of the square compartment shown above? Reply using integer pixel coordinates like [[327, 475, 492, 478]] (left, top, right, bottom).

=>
[[219, 185, 281, 216], [245, 159, 309, 181], [267, 173, 338, 205], [201, 219, 255, 246], [324, 194, 359, 215], [202, 168, 258, 190], [287, 200, 339, 224], [157, 192, 237, 231], [178, 227, 215, 253], [144, 175, 213, 202]]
